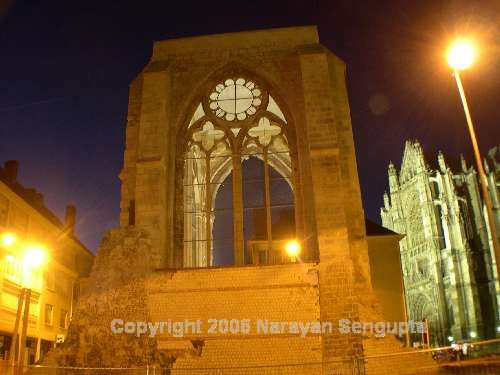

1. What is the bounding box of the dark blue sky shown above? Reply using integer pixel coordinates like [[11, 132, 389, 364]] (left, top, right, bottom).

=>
[[1, 0, 499, 252]]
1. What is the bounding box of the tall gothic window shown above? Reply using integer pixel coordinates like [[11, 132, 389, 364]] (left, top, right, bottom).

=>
[[181, 76, 294, 267]]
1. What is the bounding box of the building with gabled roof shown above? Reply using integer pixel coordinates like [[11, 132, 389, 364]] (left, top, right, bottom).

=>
[[0, 160, 93, 366]]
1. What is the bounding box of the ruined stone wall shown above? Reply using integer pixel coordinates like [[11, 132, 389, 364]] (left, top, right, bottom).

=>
[[114, 26, 396, 372], [119, 77, 143, 227], [49, 27, 441, 375], [44, 226, 437, 374], [119, 26, 325, 269], [44, 227, 157, 368]]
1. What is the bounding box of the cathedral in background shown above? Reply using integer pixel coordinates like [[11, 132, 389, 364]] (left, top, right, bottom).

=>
[[381, 140, 500, 346]]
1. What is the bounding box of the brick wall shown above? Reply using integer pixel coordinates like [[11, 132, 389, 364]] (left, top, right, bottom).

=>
[[147, 263, 323, 374]]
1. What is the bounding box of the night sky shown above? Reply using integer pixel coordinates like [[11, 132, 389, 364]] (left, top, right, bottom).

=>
[[1, 0, 499, 252]]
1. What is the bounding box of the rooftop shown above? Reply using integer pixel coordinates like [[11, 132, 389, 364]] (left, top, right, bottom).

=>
[[365, 218, 399, 237], [0, 160, 91, 253]]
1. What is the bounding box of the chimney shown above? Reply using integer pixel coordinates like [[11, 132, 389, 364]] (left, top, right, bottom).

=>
[[4, 160, 19, 183], [64, 204, 77, 235]]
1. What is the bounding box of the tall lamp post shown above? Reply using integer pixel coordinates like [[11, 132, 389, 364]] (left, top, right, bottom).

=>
[[447, 40, 500, 297], [1, 233, 46, 375]]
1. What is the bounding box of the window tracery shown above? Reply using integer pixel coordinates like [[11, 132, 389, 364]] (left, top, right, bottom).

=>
[[181, 75, 294, 267], [209, 78, 262, 121]]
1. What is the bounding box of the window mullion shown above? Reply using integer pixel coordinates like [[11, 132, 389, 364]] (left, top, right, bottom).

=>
[[263, 147, 273, 260], [232, 147, 244, 265], [205, 153, 211, 267]]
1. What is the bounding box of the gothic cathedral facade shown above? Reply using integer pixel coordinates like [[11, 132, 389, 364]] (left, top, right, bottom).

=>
[[381, 140, 500, 345]]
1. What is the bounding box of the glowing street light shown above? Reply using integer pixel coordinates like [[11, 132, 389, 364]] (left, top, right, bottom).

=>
[[1, 234, 48, 375], [1, 232, 17, 247], [447, 40, 475, 71], [24, 245, 46, 268], [285, 240, 301, 262], [446, 38, 500, 291]]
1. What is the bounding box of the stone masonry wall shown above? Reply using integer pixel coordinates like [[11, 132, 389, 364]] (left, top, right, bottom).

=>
[[44, 226, 438, 374], [147, 263, 323, 374], [61, 26, 442, 375], [44, 227, 157, 368], [120, 33, 378, 361]]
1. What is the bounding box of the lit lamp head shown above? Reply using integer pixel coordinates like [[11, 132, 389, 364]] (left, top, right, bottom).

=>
[[447, 40, 475, 71], [24, 245, 46, 268], [20, 244, 46, 289], [1, 232, 17, 248], [285, 240, 301, 262]]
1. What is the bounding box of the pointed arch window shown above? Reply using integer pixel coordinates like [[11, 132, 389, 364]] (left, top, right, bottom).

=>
[[181, 76, 295, 267]]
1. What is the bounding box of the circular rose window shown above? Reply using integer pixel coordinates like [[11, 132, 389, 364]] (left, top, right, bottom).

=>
[[209, 78, 262, 121]]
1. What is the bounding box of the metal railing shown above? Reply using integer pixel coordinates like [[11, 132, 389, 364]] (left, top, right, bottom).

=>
[[1, 339, 498, 375], [1, 365, 149, 375]]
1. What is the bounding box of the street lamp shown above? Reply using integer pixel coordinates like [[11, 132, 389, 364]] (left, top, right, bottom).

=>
[[285, 240, 301, 262], [1, 232, 17, 248], [23, 246, 46, 269], [448, 40, 475, 71], [2, 234, 47, 375], [447, 39, 500, 296]]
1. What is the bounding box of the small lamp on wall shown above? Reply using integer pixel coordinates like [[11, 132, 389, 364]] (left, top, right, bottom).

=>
[[285, 240, 301, 263]]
